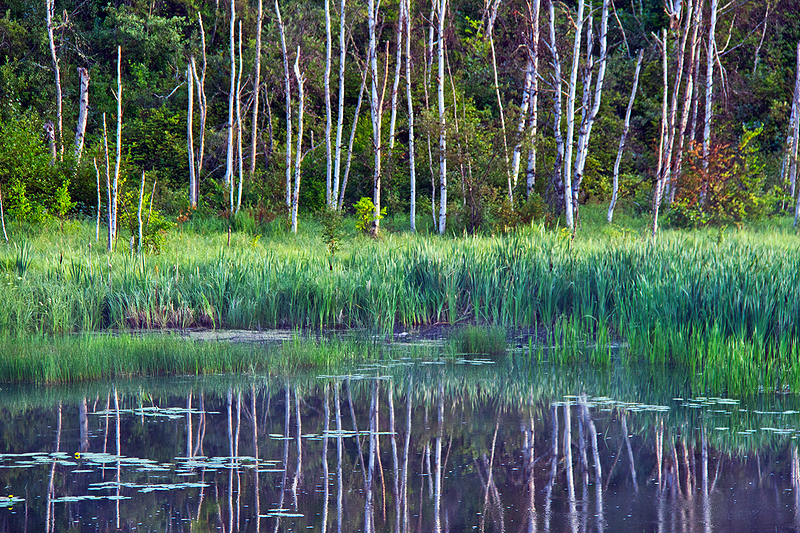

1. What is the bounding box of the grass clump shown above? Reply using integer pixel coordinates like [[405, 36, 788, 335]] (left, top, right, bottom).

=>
[[451, 325, 507, 358]]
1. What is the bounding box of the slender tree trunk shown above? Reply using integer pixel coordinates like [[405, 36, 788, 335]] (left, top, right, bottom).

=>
[[405, 0, 417, 232], [607, 49, 643, 223], [511, 0, 539, 197], [486, 0, 511, 201], [549, 0, 564, 209], [436, 0, 448, 234], [368, 0, 383, 235], [791, 42, 800, 226], [94, 158, 101, 242], [652, 29, 669, 238], [291, 51, 305, 234], [702, 0, 719, 172], [688, 6, 703, 145], [572, 0, 609, 219], [571, 8, 594, 220], [250, 0, 264, 183], [324, 0, 333, 208], [388, 2, 404, 155], [225, 0, 236, 213], [333, 0, 347, 210], [562, 0, 585, 229], [103, 114, 113, 251], [187, 62, 197, 210], [338, 66, 368, 211], [190, 13, 208, 208], [276, 0, 293, 211], [236, 21, 244, 213], [113, 48, 122, 250], [45, 0, 63, 160], [526, 0, 541, 198], [137, 171, 145, 254], [74, 67, 90, 164]]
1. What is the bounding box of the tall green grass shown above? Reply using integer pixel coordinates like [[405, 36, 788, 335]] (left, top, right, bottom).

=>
[[1, 215, 799, 392]]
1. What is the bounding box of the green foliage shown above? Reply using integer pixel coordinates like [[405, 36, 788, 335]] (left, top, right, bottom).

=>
[[451, 325, 507, 359], [353, 197, 385, 234], [52, 178, 77, 227], [319, 209, 344, 265]]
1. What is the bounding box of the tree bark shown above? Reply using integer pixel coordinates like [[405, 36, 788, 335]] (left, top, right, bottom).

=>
[[189, 13, 208, 208], [0, 185, 8, 244], [225, 0, 236, 213], [563, 0, 585, 229], [549, 0, 564, 208], [368, 0, 383, 234], [113, 48, 122, 251], [525, 0, 541, 198], [45, 0, 63, 160], [702, 0, 719, 172], [436, 0, 448, 234], [187, 62, 197, 211], [324, 0, 333, 208], [404, 0, 417, 232], [276, 0, 293, 211], [338, 64, 368, 211], [137, 171, 145, 254], [291, 51, 305, 233], [235, 20, 244, 214], [94, 158, 100, 242], [652, 29, 669, 239], [332, 0, 347, 211], [74, 67, 90, 164], [511, 0, 540, 200], [607, 49, 643, 223], [249, 0, 264, 183]]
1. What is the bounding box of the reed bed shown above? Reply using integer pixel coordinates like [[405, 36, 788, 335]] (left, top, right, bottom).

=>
[[1, 219, 799, 392]]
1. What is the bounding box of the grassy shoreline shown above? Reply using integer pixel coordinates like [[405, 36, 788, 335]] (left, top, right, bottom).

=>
[[0, 210, 799, 392]]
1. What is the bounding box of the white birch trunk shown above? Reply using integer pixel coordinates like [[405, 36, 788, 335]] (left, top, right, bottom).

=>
[[45, 0, 63, 160], [333, 0, 347, 210], [791, 42, 800, 225], [368, 0, 383, 234], [249, 0, 264, 182], [525, 0, 541, 198], [187, 62, 197, 210], [571, 11, 594, 218], [689, 6, 703, 145], [437, 0, 448, 234], [276, 0, 293, 211], [113, 47, 122, 250], [652, 29, 669, 238], [236, 21, 244, 214], [702, 0, 719, 171], [74, 67, 90, 164], [405, 0, 417, 231], [0, 185, 7, 244], [324, 0, 333, 208], [137, 171, 145, 254], [291, 51, 306, 234], [486, 0, 511, 201], [572, 0, 609, 218], [510, 10, 535, 197], [103, 114, 113, 251], [225, 0, 236, 213], [607, 49, 643, 223], [562, 0, 585, 228], [94, 158, 100, 241], [338, 65, 369, 211], [549, 0, 564, 204], [388, 2, 403, 155], [426, 1, 438, 232], [189, 13, 208, 208]]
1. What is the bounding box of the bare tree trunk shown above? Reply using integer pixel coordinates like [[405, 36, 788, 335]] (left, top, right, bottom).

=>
[[752, 2, 771, 76], [571, 7, 594, 220], [187, 62, 197, 210], [225, 0, 236, 213], [44, 121, 56, 164], [368, 0, 383, 235], [324, 0, 333, 208], [94, 158, 100, 241], [511, 0, 539, 197], [425, 1, 438, 233], [291, 51, 306, 234], [137, 171, 145, 254], [563, 0, 585, 229], [572, 0, 609, 220], [0, 185, 8, 244], [74, 67, 90, 164], [333, 0, 347, 210], [526, 0, 541, 198], [103, 114, 113, 251], [113, 47, 122, 250], [250, 0, 264, 183], [652, 29, 669, 238], [338, 65, 368, 211], [688, 6, 703, 145], [608, 49, 643, 223], [236, 20, 244, 214], [276, 0, 293, 211], [549, 0, 564, 209], [45, 0, 63, 160], [388, 3, 404, 155], [189, 13, 208, 208], [702, 0, 719, 172], [436, 0, 448, 234], [405, 0, 417, 231], [791, 42, 800, 226], [486, 0, 511, 201]]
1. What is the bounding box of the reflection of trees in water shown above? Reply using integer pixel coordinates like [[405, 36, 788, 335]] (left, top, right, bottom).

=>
[[7, 374, 800, 532]]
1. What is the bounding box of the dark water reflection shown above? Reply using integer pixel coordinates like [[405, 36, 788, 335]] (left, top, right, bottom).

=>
[[1, 358, 800, 532]]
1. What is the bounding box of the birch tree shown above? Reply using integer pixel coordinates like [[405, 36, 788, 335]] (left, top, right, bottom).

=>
[[235, 21, 244, 213], [249, 0, 264, 183], [367, 0, 384, 234], [324, 0, 333, 208], [607, 50, 643, 223], [702, 0, 719, 173], [188, 13, 208, 208], [187, 62, 196, 209], [291, 50, 306, 233], [404, 0, 418, 231], [275, 0, 293, 211], [436, 0, 448, 234], [525, 0, 541, 199], [790, 41, 800, 226], [45, 0, 63, 160], [111, 48, 123, 250], [74, 67, 90, 164], [549, 0, 564, 209], [224, 0, 236, 213], [485, 0, 511, 201], [562, 0, 586, 229], [332, 0, 347, 210], [652, 29, 669, 238]]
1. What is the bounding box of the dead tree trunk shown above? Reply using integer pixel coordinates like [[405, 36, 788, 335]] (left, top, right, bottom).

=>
[[74, 67, 90, 164], [562, 0, 586, 229], [187, 62, 197, 210], [368, 0, 384, 234], [276, 0, 293, 212], [607, 50, 643, 223], [436, 0, 448, 234], [291, 50, 306, 234], [333, 0, 347, 210], [324, 0, 333, 208], [235, 21, 244, 214], [404, 0, 417, 231], [249, 0, 264, 183], [225, 0, 236, 213], [549, 0, 564, 209], [112, 47, 123, 250], [45, 0, 63, 160], [652, 29, 669, 238]]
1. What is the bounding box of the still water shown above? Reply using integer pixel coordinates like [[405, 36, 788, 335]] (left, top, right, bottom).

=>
[[0, 356, 799, 532]]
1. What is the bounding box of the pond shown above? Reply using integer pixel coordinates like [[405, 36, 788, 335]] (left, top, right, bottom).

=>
[[0, 355, 799, 532]]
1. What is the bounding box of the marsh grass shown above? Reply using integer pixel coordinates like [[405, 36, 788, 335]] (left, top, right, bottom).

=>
[[0, 209, 798, 392], [451, 325, 507, 358]]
